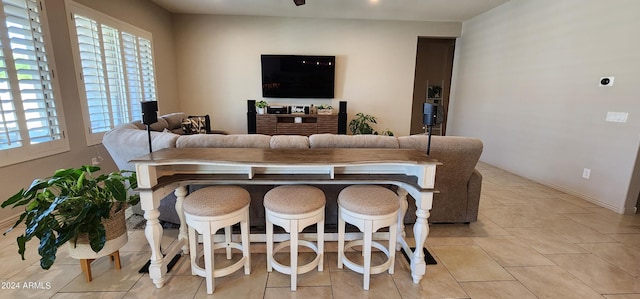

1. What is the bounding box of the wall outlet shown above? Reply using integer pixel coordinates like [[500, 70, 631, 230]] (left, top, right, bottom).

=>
[[582, 168, 591, 179]]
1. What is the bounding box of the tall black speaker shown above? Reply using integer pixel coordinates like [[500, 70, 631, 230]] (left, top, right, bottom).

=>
[[423, 103, 437, 126], [423, 103, 438, 155], [141, 101, 158, 125], [338, 101, 347, 134], [247, 100, 257, 134], [141, 101, 158, 153]]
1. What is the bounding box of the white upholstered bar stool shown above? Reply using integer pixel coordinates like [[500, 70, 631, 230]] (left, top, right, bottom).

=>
[[337, 185, 399, 290], [264, 185, 325, 291], [183, 186, 251, 294]]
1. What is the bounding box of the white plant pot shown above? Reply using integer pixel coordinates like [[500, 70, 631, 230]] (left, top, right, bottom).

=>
[[257, 107, 265, 114], [68, 233, 128, 259], [67, 207, 128, 259]]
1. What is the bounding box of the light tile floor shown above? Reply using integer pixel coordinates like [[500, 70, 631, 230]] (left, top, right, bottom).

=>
[[1, 162, 640, 298]]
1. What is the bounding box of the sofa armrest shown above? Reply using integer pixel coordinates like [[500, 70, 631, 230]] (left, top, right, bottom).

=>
[[466, 168, 483, 222], [103, 128, 179, 171]]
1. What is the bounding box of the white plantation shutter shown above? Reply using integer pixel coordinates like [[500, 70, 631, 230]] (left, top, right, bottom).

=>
[[139, 37, 155, 110], [74, 15, 109, 133], [0, 37, 20, 150], [121, 32, 142, 125], [67, 1, 157, 145], [0, 0, 68, 167], [103, 25, 127, 128]]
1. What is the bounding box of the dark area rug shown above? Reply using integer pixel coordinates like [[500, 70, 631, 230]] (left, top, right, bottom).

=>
[[402, 247, 438, 265], [126, 214, 182, 273], [126, 214, 180, 230]]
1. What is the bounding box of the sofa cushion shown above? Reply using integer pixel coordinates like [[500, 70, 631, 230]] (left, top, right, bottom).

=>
[[130, 120, 146, 130], [132, 118, 169, 132], [102, 128, 180, 171], [170, 128, 184, 135], [309, 134, 399, 148], [270, 135, 310, 149], [176, 134, 272, 148], [161, 112, 186, 130], [113, 123, 139, 130]]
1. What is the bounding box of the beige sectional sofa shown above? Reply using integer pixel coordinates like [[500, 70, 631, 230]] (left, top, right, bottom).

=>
[[103, 113, 483, 226]]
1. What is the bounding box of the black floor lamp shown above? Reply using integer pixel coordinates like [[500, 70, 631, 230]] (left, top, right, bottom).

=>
[[423, 103, 437, 155], [141, 101, 158, 153]]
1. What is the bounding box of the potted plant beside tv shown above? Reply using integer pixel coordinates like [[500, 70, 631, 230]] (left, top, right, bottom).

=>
[[1, 165, 139, 281], [349, 113, 394, 136], [256, 100, 268, 114], [316, 104, 333, 115]]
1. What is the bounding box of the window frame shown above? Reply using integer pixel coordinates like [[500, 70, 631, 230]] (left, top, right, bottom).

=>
[[65, 0, 157, 146], [0, 0, 69, 167]]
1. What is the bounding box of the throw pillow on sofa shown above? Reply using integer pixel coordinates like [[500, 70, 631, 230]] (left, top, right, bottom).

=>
[[181, 115, 209, 134]]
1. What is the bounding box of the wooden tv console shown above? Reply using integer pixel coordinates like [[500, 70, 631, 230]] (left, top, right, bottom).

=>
[[256, 114, 338, 136]]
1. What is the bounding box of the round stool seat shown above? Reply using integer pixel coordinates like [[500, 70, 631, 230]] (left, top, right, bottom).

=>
[[264, 185, 326, 291], [265, 185, 326, 215], [338, 185, 399, 290], [338, 185, 399, 215], [183, 185, 251, 295], [184, 186, 250, 216]]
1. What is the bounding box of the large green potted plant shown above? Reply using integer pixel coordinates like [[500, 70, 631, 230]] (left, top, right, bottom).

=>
[[348, 112, 394, 136], [1, 165, 139, 270]]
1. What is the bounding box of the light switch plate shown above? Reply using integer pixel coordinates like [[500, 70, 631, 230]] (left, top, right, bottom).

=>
[[606, 112, 628, 123]]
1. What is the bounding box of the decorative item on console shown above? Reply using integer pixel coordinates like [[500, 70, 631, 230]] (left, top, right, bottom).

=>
[[255, 100, 268, 114], [290, 105, 309, 114], [316, 104, 333, 115], [267, 105, 289, 114]]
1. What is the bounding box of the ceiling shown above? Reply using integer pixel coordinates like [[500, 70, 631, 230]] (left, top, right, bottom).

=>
[[151, 0, 509, 22]]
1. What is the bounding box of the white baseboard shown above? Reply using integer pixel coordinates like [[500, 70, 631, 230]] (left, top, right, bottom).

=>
[[482, 161, 633, 215], [543, 182, 628, 213]]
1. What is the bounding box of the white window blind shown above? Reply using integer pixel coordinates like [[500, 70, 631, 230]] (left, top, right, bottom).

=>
[[0, 0, 68, 167], [67, 1, 156, 145]]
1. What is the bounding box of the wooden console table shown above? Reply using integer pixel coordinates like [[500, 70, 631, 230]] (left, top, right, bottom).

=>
[[132, 147, 439, 288]]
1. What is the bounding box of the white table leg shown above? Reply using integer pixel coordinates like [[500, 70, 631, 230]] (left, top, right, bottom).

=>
[[411, 192, 433, 284], [142, 194, 167, 288], [174, 186, 189, 254], [396, 188, 409, 251]]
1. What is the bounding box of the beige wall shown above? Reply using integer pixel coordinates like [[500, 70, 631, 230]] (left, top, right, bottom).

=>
[[172, 15, 461, 135], [449, 0, 640, 213], [0, 0, 177, 226]]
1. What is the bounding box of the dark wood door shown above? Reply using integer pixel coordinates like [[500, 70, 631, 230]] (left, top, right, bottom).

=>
[[410, 38, 456, 135]]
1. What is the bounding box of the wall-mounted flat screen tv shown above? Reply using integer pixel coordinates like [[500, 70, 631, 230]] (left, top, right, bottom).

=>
[[261, 55, 335, 98]]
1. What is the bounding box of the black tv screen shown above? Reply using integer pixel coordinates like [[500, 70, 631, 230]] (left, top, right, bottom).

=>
[[261, 55, 335, 98]]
